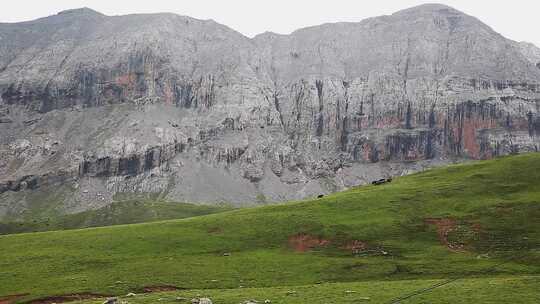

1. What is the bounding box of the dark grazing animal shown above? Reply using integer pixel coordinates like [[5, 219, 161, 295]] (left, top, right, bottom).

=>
[[372, 178, 393, 185]]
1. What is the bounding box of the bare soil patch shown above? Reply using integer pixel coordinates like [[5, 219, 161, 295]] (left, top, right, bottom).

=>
[[0, 294, 28, 304], [425, 218, 480, 252], [26, 293, 110, 304], [207, 227, 223, 234], [425, 218, 458, 249], [13, 285, 182, 304], [341, 240, 368, 254], [288, 234, 330, 252]]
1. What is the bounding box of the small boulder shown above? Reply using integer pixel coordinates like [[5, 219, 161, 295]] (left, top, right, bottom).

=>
[[192, 298, 212, 304], [103, 298, 118, 304], [476, 253, 490, 259], [126, 293, 137, 297]]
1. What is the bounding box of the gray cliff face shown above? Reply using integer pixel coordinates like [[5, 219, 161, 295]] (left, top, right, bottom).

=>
[[518, 41, 540, 67], [1, 4, 540, 218]]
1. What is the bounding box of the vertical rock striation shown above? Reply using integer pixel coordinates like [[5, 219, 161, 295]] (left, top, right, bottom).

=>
[[0, 4, 539, 216]]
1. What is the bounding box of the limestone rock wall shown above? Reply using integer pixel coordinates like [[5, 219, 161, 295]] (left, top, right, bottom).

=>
[[1, 4, 540, 217]]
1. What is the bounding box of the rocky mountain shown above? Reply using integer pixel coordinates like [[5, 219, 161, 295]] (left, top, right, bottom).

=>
[[518, 41, 540, 67], [1, 4, 540, 218]]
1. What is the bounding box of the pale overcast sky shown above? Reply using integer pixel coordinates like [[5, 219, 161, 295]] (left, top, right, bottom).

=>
[[1, 0, 539, 46]]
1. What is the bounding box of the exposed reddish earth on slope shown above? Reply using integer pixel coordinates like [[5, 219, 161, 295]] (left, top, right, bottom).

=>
[[425, 218, 482, 251], [288, 234, 331, 252], [0, 294, 28, 304], [341, 240, 369, 254]]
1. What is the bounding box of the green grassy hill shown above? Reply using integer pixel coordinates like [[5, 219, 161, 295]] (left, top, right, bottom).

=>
[[78, 276, 540, 304], [0, 201, 232, 235], [1, 153, 539, 303]]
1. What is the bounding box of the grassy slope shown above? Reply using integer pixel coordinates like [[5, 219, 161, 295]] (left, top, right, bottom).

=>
[[1, 154, 540, 303], [77, 276, 540, 304], [0, 201, 232, 235]]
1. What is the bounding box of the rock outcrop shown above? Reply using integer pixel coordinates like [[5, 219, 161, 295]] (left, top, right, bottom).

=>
[[518, 41, 540, 67], [1, 4, 539, 218]]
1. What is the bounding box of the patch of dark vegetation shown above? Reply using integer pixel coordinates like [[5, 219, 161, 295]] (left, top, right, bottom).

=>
[[141, 285, 184, 293], [391, 264, 413, 275], [343, 262, 366, 270], [0, 201, 232, 235]]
